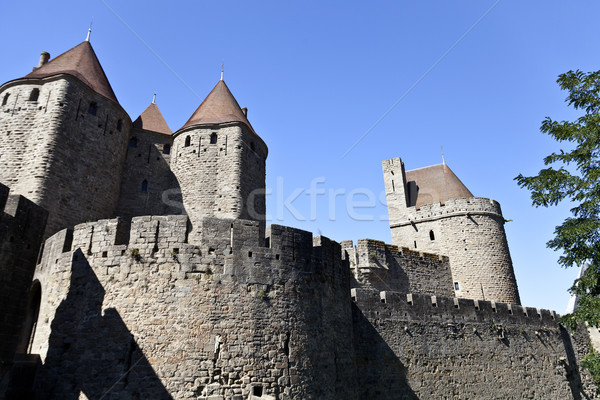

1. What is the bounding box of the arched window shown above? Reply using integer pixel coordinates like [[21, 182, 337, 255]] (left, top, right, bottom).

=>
[[210, 133, 217, 144], [29, 88, 40, 102], [429, 230, 435, 241], [116, 119, 123, 132], [141, 180, 148, 192], [163, 144, 171, 154], [129, 137, 137, 148], [2, 93, 9, 106], [185, 136, 191, 147], [88, 102, 97, 116]]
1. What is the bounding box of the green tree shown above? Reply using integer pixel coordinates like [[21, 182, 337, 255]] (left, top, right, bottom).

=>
[[516, 69, 600, 383]]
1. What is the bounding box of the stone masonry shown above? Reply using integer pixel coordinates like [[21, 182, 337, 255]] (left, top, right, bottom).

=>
[[383, 157, 521, 305], [0, 38, 596, 399]]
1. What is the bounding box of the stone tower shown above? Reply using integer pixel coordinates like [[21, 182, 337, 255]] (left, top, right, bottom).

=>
[[171, 79, 268, 237], [383, 157, 521, 304], [116, 98, 178, 218], [0, 39, 131, 237]]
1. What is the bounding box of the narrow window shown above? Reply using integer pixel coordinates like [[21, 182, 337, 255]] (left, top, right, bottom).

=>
[[185, 136, 191, 147], [129, 137, 137, 148], [116, 119, 123, 132], [250, 141, 255, 151], [88, 102, 97, 116], [391, 179, 395, 192], [414, 241, 417, 249], [163, 144, 171, 154], [29, 88, 40, 102], [210, 133, 217, 144], [429, 230, 435, 241], [454, 282, 460, 291], [141, 180, 148, 192], [2, 93, 9, 106]]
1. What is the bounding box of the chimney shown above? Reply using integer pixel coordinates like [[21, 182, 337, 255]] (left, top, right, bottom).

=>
[[241, 107, 248, 116], [33, 52, 50, 71]]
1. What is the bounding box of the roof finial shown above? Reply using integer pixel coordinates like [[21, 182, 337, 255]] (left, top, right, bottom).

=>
[[220, 62, 224, 81], [152, 93, 156, 104], [441, 146, 446, 165], [85, 18, 93, 42]]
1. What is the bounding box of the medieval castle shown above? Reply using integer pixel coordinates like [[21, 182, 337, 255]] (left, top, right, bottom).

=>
[[0, 36, 595, 399]]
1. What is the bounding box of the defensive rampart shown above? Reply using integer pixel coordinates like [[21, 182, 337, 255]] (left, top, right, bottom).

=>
[[31, 215, 356, 399]]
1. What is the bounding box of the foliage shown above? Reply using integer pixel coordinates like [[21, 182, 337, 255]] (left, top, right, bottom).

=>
[[130, 248, 142, 262], [515, 69, 600, 384]]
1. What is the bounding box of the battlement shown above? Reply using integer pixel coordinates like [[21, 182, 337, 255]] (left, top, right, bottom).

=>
[[390, 196, 504, 228], [351, 287, 558, 327], [343, 238, 454, 296], [38, 215, 348, 288], [0, 182, 48, 243]]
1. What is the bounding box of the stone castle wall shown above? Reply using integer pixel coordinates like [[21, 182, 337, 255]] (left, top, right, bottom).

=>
[[341, 239, 454, 296], [0, 76, 131, 238], [171, 124, 267, 240], [30, 216, 356, 399], [352, 287, 594, 399], [0, 183, 47, 368], [383, 158, 521, 305], [116, 128, 180, 218]]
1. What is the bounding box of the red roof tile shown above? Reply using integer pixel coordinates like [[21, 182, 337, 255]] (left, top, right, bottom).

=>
[[405, 164, 473, 208], [133, 102, 172, 135], [180, 80, 255, 133], [25, 41, 118, 104]]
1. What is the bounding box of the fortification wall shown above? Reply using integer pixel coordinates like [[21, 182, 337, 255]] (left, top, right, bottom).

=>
[[341, 239, 453, 296], [352, 287, 593, 399], [389, 195, 520, 305], [31, 216, 356, 400], [0, 183, 47, 364], [0, 76, 131, 238], [171, 124, 267, 240], [116, 128, 179, 218]]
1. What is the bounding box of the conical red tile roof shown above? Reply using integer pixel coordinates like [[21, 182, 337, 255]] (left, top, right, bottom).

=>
[[133, 102, 172, 135], [405, 164, 473, 208], [180, 80, 255, 133], [25, 41, 118, 104]]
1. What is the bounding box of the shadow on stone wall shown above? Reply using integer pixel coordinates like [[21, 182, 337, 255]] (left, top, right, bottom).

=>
[[560, 325, 593, 400], [34, 249, 172, 400], [352, 303, 418, 399]]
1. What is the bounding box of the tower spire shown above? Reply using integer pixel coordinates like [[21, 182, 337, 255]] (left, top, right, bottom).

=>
[[152, 93, 156, 104], [220, 62, 224, 81], [441, 146, 446, 165], [85, 18, 93, 42]]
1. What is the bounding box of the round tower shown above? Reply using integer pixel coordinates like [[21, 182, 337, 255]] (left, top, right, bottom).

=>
[[0, 39, 131, 237], [171, 79, 268, 238], [383, 157, 520, 305]]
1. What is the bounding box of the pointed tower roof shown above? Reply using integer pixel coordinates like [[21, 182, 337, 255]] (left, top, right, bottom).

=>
[[405, 164, 473, 208], [180, 80, 255, 134], [133, 101, 172, 135], [24, 41, 118, 104]]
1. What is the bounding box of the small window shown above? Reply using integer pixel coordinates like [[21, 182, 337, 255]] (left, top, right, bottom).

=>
[[2, 93, 9, 106], [429, 230, 435, 241], [250, 142, 255, 151], [88, 102, 97, 116], [210, 133, 217, 144], [29, 88, 40, 102], [414, 241, 417, 249], [185, 136, 191, 147], [129, 137, 137, 148], [454, 282, 460, 291], [141, 180, 148, 192], [116, 119, 123, 132], [163, 144, 171, 155]]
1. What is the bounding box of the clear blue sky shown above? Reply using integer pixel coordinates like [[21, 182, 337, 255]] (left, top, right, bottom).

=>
[[1, 1, 598, 313]]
